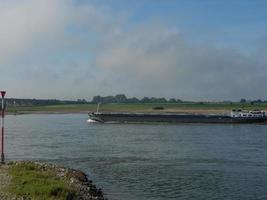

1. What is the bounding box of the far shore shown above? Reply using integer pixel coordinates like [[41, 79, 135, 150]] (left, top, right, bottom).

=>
[[7, 109, 267, 116], [6, 103, 267, 116]]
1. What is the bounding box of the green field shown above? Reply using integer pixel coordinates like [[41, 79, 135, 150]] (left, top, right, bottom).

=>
[[6, 102, 267, 114]]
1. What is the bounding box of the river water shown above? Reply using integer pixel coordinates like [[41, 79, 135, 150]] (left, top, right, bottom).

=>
[[4, 114, 267, 200]]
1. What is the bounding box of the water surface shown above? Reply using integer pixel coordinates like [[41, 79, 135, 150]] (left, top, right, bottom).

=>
[[5, 114, 267, 200]]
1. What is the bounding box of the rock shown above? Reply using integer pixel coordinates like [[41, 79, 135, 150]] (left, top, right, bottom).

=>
[[70, 177, 75, 183], [71, 170, 88, 182]]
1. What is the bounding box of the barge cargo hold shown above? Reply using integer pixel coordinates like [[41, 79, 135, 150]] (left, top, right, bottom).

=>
[[88, 109, 267, 124]]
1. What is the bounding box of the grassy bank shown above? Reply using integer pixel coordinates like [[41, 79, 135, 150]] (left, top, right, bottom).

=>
[[0, 161, 106, 200], [6, 102, 267, 114], [7, 162, 75, 200]]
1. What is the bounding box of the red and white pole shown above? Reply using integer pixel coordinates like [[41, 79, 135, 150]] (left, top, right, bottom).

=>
[[1, 91, 6, 164]]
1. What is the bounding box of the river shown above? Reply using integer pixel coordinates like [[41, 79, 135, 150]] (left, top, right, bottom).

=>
[[5, 114, 267, 200]]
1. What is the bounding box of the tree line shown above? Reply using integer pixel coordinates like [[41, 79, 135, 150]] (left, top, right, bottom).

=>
[[4, 94, 183, 106], [3, 95, 267, 107], [5, 98, 79, 106], [91, 94, 183, 104], [239, 98, 267, 104]]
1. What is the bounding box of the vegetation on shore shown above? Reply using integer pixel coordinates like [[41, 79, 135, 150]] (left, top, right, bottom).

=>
[[0, 161, 106, 200], [7, 162, 75, 200]]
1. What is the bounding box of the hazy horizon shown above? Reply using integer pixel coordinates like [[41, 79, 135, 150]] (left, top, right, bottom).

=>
[[4, 94, 265, 103], [1, 0, 267, 101]]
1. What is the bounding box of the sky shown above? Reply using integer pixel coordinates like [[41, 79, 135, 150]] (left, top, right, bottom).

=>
[[0, 0, 267, 101]]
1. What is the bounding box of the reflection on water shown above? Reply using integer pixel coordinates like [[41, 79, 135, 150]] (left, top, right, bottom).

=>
[[5, 114, 267, 200]]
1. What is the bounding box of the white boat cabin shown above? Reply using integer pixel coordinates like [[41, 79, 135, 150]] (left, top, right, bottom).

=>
[[231, 109, 265, 118]]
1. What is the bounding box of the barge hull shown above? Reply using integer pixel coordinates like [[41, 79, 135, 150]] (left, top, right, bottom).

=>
[[89, 113, 267, 124]]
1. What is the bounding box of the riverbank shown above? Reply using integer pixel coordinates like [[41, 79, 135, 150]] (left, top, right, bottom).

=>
[[6, 103, 267, 115], [0, 161, 107, 200]]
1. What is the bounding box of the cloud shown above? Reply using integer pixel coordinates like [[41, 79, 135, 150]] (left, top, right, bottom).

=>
[[0, 0, 101, 98], [0, 0, 71, 64], [0, 0, 266, 100], [93, 22, 266, 100]]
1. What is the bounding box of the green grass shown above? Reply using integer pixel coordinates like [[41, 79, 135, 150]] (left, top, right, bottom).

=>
[[7, 162, 76, 200], [6, 102, 267, 114]]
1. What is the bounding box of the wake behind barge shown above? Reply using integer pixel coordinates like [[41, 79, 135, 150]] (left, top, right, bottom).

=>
[[88, 109, 267, 124]]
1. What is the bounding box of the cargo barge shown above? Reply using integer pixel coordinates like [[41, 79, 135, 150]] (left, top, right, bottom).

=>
[[87, 109, 267, 124]]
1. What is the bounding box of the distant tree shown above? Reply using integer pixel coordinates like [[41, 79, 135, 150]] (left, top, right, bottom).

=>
[[149, 97, 167, 103], [127, 97, 140, 103], [240, 98, 246, 103], [77, 99, 87, 104], [114, 94, 127, 103], [157, 98, 167, 103], [169, 98, 177, 103], [103, 96, 116, 103], [150, 97, 157, 103], [141, 97, 150, 103], [254, 99, 262, 103], [92, 96, 102, 103]]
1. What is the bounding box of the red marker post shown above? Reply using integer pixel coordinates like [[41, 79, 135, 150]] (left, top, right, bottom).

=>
[[1, 91, 6, 164]]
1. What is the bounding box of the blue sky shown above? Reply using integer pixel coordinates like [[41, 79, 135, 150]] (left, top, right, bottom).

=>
[[0, 0, 267, 100], [127, 0, 267, 50]]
